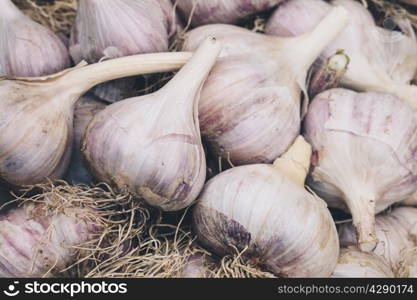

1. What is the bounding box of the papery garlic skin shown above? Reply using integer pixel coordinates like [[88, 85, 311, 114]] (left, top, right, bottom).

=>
[[0, 203, 98, 278], [83, 38, 221, 211], [304, 89, 417, 252], [339, 207, 417, 272], [193, 137, 339, 277], [65, 96, 107, 185], [331, 247, 394, 278], [182, 8, 349, 165], [0, 0, 70, 77], [266, 0, 417, 110], [403, 192, 417, 206], [176, 0, 283, 26]]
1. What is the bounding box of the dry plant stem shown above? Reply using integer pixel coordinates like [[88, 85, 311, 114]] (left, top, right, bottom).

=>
[[0, 181, 148, 278]]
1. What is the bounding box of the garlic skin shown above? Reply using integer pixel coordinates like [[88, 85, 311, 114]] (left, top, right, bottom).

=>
[[332, 247, 394, 278], [339, 207, 417, 273], [176, 0, 284, 26], [266, 0, 417, 110], [182, 8, 349, 165], [193, 137, 339, 277], [304, 89, 417, 252], [0, 0, 70, 77], [180, 253, 212, 278], [403, 192, 417, 206], [0, 51, 192, 187], [83, 38, 221, 211], [65, 96, 107, 185], [70, 0, 178, 103]]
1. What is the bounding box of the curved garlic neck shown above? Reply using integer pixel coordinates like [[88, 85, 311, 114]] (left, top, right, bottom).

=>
[[1, 0, 24, 20], [272, 136, 312, 186]]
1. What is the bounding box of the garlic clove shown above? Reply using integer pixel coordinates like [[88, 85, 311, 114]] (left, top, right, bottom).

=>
[[192, 136, 340, 277], [175, 0, 284, 26], [331, 247, 395, 278], [304, 88, 417, 252], [182, 7, 350, 166], [0, 0, 70, 77], [339, 207, 417, 273], [0, 51, 192, 187], [65, 95, 108, 185], [82, 38, 222, 211], [266, 0, 417, 110]]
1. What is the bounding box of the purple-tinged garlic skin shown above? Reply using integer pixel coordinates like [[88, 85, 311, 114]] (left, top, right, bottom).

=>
[[339, 207, 417, 273], [82, 38, 221, 211], [266, 0, 417, 110], [304, 88, 417, 252], [332, 247, 394, 278], [176, 0, 284, 26], [180, 253, 212, 278], [182, 8, 349, 165], [0, 0, 70, 77], [0, 203, 98, 278], [65, 95, 107, 185]]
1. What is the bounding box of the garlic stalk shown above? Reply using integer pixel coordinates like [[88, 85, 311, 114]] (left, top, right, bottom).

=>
[[70, 0, 179, 103], [176, 0, 284, 26], [339, 207, 417, 273], [0, 51, 192, 187], [192, 136, 339, 277], [331, 247, 395, 278], [65, 95, 107, 185], [0, 0, 70, 77], [182, 7, 349, 165], [82, 38, 221, 211], [266, 0, 417, 110], [304, 88, 417, 252]]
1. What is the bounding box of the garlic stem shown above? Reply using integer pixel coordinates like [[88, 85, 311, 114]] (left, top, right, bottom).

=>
[[59, 52, 193, 101], [272, 136, 312, 186], [289, 6, 350, 73]]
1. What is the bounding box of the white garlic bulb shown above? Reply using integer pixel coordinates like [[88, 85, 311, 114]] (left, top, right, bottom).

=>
[[403, 192, 417, 206], [65, 95, 107, 185], [82, 38, 221, 211], [304, 88, 417, 252], [332, 247, 394, 278], [266, 0, 417, 110], [0, 51, 191, 187], [176, 0, 284, 26], [0, 0, 70, 77], [70, 0, 178, 102], [339, 207, 417, 272], [182, 7, 350, 165], [193, 137, 340, 277]]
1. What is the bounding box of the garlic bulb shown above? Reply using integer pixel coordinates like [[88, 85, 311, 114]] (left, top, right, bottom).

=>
[[182, 7, 349, 165], [0, 0, 70, 77], [339, 207, 417, 273], [82, 38, 221, 211], [180, 253, 212, 278], [0, 51, 192, 187], [65, 95, 107, 185], [266, 0, 417, 110], [403, 192, 417, 206], [176, 0, 284, 26], [304, 88, 417, 252], [192, 137, 339, 277], [70, 0, 178, 103], [332, 247, 394, 278]]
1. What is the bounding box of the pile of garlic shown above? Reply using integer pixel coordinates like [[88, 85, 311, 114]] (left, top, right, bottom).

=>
[[0, 0, 416, 279]]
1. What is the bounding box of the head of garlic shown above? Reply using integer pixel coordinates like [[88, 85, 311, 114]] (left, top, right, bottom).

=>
[[181, 7, 349, 166], [176, 0, 284, 26], [266, 0, 417, 110], [304, 88, 417, 252], [70, 0, 179, 103], [0, 0, 70, 77], [65, 95, 107, 185], [0, 51, 191, 188], [331, 247, 394, 278], [192, 137, 339, 277], [82, 38, 221, 211], [339, 207, 417, 273]]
